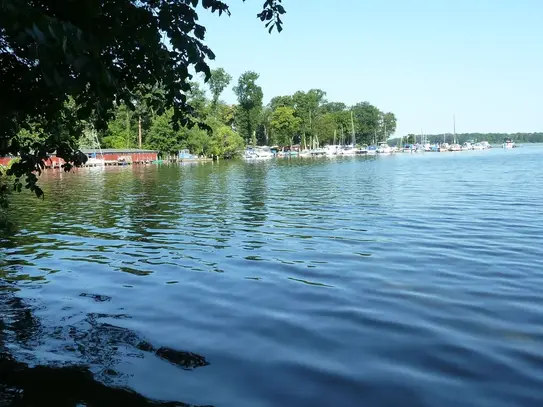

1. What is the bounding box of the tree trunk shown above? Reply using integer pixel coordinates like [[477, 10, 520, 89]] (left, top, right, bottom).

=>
[[138, 116, 142, 149]]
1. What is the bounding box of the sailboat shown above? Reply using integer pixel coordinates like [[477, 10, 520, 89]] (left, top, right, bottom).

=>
[[324, 129, 339, 156], [298, 133, 312, 157], [415, 129, 426, 152], [449, 115, 462, 151], [366, 129, 377, 155], [376, 120, 393, 154], [86, 127, 106, 166], [341, 111, 358, 155]]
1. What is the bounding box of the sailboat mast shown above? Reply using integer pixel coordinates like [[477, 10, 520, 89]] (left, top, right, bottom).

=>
[[350, 110, 356, 146], [309, 110, 312, 142], [453, 114, 456, 144]]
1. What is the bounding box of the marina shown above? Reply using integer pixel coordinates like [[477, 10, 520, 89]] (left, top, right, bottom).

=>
[[0, 139, 521, 171], [241, 138, 511, 160]]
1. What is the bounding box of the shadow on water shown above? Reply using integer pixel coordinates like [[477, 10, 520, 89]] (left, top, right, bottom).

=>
[[239, 162, 269, 226], [0, 282, 212, 407]]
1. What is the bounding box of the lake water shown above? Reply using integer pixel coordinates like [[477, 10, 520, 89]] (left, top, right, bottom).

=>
[[2, 146, 543, 406]]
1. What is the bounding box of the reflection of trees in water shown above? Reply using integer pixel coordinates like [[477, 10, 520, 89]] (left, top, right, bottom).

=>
[[0, 284, 211, 407], [239, 163, 269, 226], [126, 166, 184, 239]]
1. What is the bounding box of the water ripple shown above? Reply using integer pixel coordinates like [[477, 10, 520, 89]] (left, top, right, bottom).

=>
[[1, 148, 543, 406]]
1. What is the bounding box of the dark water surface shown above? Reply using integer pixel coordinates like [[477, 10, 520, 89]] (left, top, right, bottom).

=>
[[2, 146, 543, 406]]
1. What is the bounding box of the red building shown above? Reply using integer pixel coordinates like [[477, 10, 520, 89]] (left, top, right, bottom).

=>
[[81, 149, 158, 165], [0, 149, 159, 169]]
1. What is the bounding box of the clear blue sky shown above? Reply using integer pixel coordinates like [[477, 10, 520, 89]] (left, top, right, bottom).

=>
[[197, 0, 543, 137]]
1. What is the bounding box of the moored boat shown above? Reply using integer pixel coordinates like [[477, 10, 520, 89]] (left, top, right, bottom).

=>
[[449, 144, 462, 152], [503, 138, 515, 149], [377, 142, 394, 155], [243, 146, 274, 160]]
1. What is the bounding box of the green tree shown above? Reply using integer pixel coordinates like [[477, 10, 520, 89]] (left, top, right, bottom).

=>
[[146, 110, 183, 157], [292, 89, 327, 143], [321, 102, 347, 114], [233, 71, 264, 144], [208, 68, 233, 108], [381, 112, 397, 139], [269, 95, 294, 111], [351, 102, 381, 144], [0, 0, 286, 196], [256, 107, 272, 146], [186, 82, 210, 119], [270, 106, 301, 146], [102, 103, 135, 149], [313, 113, 337, 145], [132, 84, 168, 148], [214, 125, 245, 158], [183, 127, 210, 157], [318, 102, 351, 144], [216, 103, 236, 127]]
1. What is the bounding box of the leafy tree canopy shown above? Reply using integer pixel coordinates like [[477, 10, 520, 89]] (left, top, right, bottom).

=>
[[233, 71, 263, 142], [0, 0, 286, 196], [269, 106, 300, 146], [208, 68, 233, 107]]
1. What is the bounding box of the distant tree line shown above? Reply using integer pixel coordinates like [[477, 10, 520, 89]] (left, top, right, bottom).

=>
[[66, 69, 399, 158], [389, 132, 543, 145]]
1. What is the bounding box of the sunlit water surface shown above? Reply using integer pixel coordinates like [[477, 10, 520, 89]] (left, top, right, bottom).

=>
[[2, 146, 543, 406]]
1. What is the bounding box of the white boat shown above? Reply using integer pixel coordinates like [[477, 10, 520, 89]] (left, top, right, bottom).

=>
[[480, 141, 491, 149], [377, 142, 394, 154], [472, 142, 485, 150], [311, 148, 327, 156], [414, 144, 425, 153], [449, 144, 462, 152], [243, 146, 274, 160], [243, 149, 257, 159], [324, 145, 339, 156], [366, 146, 377, 155], [462, 142, 473, 151], [357, 146, 368, 155], [339, 145, 357, 156], [503, 138, 515, 149], [86, 157, 105, 166]]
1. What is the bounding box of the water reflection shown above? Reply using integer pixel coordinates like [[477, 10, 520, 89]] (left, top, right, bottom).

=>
[[239, 162, 269, 227], [2, 148, 543, 407], [0, 282, 210, 407], [127, 166, 183, 238]]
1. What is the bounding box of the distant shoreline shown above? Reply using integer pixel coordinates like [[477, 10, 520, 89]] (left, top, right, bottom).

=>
[[389, 133, 543, 145]]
